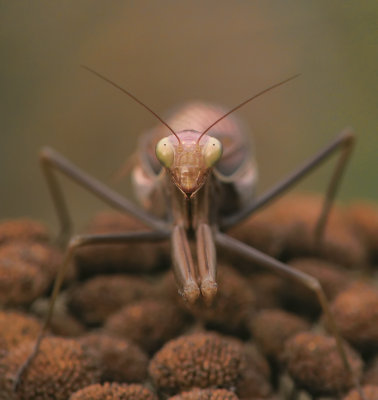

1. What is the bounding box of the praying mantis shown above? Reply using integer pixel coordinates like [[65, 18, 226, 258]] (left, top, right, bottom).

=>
[[14, 67, 364, 398]]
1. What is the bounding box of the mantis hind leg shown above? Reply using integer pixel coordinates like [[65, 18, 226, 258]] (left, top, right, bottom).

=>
[[13, 230, 169, 392], [221, 129, 355, 245], [215, 232, 366, 400], [16, 147, 170, 392]]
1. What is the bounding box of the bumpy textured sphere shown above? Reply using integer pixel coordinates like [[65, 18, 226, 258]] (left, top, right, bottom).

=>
[[70, 382, 158, 400], [149, 332, 245, 395], [0, 337, 100, 400]]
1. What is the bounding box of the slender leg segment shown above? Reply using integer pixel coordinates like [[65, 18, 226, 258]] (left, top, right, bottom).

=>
[[171, 225, 200, 304], [196, 223, 217, 304], [216, 232, 365, 398], [16, 147, 171, 392], [13, 229, 169, 391], [40, 146, 169, 245], [221, 129, 355, 242]]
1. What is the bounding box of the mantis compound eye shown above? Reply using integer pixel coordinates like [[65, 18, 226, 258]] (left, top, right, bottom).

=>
[[156, 137, 175, 168], [203, 137, 223, 167]]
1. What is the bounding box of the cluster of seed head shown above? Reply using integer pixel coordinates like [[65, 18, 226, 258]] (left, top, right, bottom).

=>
[[75, 211, 165, 276], [77, 332, 148, 383], [0, 337, 100, 400], [0, 219, 49, 244], [149, 332, 245, 394], [105, 299, 188, 353], [0, 311, 41, 354], [70, 382, 158, 400], [68, 274, 155, 325], [168, 388, 239, 400], [283, 332, 363, 395], [0, 197, 377, 399]]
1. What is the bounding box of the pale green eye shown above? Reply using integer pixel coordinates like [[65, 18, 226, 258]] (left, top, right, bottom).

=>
[[156, 137, 174, 167], [203, 137, 222, 167]]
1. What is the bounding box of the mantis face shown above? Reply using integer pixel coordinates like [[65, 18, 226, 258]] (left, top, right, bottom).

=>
[[155, 130, 222, 196]]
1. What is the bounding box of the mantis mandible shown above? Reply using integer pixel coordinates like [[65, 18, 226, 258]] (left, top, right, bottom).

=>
[[14, 67, 364, 397]]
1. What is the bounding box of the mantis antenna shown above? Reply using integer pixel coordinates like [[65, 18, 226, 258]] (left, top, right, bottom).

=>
[[81, 65, 181, 143], [197, 73, 301, 143]]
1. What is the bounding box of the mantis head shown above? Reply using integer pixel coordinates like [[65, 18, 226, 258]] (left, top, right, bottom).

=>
[[155, 130, 222, 196]]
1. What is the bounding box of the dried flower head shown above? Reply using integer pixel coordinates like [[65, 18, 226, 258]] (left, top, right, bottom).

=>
[[168, 388, 239, 400], [105, 299, 189, 353], [364, 355, 378, 386], [69, 382, 158, 400], [149, 332, 245, 395], [0, 244, 51, 306], [247, 272, 286, 310], [31, 294, 85, 337], [283, 332, 363, 396], [0, 219, 49, 245], [68, 274, 155, 325], [250, 309, 310, 361], [228, 209, 286, 259], [342, 385, 378, 400], [329, 283, 378, 353], [282, 257, 351, 316], [269, 194, 367, 268], [0, 337, 100, 400], [235, 343, 273, 399], [346, 202, 378, 263], [0, 241, 64, 281], [78, 332, 148, 382], [0, 311, 41, 353], [74, 211, 167, 277]]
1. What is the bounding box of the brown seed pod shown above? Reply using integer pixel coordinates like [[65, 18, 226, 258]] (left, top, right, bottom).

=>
[[0, 240, 73, 284], [168, 388, 239, 400], [227, 209, 286, 260], [342, 385, 378, 400], [149, 332, 246, 395], [269, 194, 367, 269], [0, 311, 41, 354], [78, 332, 148, 383], [0, 244, 51, 306], [247, 272, 286, 310], [74, 211, 167, 277], [283, 332, 363, 396], [31, 294, 86, 338], [364, 355, 378, 385], [346, 202, 378, 263], [0, 336, 101, 400], [249, 309, 310, 362], [68, 274, 155, 325], [329, 282, 378, 353], [282, 257, 352, 317], [105, 299, 189, 353], [49, 313, 86, 337], [0, 219, 49, 245], [235, 343, 273, 399], [69, 382, 158, 400]]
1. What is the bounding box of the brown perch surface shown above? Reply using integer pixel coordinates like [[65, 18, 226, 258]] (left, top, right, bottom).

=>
[[0, 195, 377, 399]]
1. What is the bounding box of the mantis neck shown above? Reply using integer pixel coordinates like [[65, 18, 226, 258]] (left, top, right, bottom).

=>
[[169, 173, 217, 232]]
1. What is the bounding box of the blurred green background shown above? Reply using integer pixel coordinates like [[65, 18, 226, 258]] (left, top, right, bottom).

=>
[[1, 1, 377, 233]]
